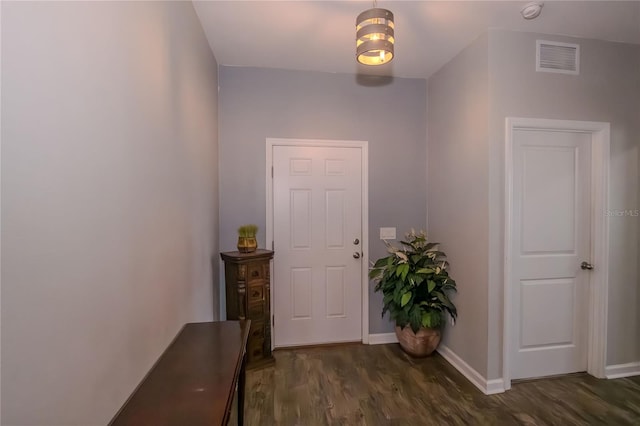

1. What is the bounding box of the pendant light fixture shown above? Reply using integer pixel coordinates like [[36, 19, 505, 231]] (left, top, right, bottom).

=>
[[356, 0, 394, 66]]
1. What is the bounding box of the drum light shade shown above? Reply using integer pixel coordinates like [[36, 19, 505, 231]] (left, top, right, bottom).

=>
[[356, 8, 394, 66]]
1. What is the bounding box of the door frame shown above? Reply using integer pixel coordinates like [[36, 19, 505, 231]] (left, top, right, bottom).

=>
[[265, 138, 370, 346], [503, 117, 610, 389]]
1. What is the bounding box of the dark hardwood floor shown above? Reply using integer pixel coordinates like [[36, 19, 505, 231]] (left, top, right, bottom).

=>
[[238, 343, 640, 426]]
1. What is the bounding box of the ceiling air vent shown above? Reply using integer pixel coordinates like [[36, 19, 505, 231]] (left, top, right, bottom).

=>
[[536, 40, 580, 75]]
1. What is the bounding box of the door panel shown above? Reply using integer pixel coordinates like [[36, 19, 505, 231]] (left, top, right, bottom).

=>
[[290, 190, 311, 248], [273, 145, 362, 347], [326, 266, 346, 317], [325, 190, 346, 248], [521, 147, 577, 254], [291, 268, 312, 319], [511, 129, 591, 380], [520, 278, 576, 348]]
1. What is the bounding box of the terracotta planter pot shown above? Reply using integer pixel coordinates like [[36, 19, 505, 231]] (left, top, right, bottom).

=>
[[237, 237, 257, 253], [395, 325, 441, 357]]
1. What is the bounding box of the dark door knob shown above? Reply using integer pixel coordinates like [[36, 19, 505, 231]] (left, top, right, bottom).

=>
[[581, 261, 594, 270], [353, 252, 361, 259]]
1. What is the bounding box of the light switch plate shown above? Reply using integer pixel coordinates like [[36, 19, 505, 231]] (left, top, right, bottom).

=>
[[379, 227, 396, 240]]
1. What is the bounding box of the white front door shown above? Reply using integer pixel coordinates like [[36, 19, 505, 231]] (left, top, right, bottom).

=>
[[272, 144, 363, 347], [510, 129, 592, 380]]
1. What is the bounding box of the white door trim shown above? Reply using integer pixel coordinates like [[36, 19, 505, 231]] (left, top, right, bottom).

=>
[[266, 138, 370, 345], [503, 117, 610, 389]]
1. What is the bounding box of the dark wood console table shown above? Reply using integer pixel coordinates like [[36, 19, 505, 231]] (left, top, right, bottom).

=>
[[110, 321, 250, 426]]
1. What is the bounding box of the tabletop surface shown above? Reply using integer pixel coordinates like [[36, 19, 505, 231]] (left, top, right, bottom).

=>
[[220, 249, 274, 262], [110, 321, 250, 426]]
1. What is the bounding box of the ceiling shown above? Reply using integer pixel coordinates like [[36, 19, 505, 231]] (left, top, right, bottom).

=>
[[193, 1, 640, 79]]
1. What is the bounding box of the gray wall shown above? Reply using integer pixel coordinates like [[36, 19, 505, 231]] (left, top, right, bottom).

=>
[[427, 29, 640, 382], [487, 30, 640, 377], [1, 2, 219, 424], [218, 66, 427, 334], [427, 34, 491, 377]]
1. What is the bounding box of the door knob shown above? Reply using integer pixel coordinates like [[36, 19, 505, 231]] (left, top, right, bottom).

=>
[[353, 252, 361, 259], [353, 238, 360, 245], [581, 261, 594, 270]]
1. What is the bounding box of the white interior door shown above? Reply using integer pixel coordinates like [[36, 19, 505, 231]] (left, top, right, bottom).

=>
[[272, 145, 363, 347], [510, 129, 592, 380]]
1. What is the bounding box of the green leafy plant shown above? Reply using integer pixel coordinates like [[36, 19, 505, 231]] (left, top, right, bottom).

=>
[[369, 229, 457, 333], [237, 224, 258, 238]]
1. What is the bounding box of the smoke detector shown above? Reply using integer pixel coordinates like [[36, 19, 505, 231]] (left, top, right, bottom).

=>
[[521, 2, 544, 20]]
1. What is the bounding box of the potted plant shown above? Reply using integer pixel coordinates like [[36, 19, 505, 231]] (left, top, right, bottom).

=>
[[369, 229, 457, 357], [237, 224, 258, 253]]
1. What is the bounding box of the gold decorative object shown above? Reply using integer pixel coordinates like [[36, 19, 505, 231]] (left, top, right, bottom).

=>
[[237, 237, 257, 253], [237, 224, 258, 253]]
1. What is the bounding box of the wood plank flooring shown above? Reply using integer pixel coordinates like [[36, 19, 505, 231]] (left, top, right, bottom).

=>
[[238, 343, 640, 426]]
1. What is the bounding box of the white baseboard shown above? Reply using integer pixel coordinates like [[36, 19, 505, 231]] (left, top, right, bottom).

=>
[[485, 378, 506, 394], [605, 362, 640, 379], [437, 344, 505, 395], [368, 332, 398, 345]]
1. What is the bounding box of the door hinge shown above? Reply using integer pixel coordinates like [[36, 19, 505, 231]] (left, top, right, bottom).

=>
[[271, 166, 274, 178], [272, 240, 274, 250], [272, 315, 274, 327]]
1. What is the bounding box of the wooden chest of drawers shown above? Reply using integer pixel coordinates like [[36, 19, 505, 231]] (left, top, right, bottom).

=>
[[221, 249, 274, 369]]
